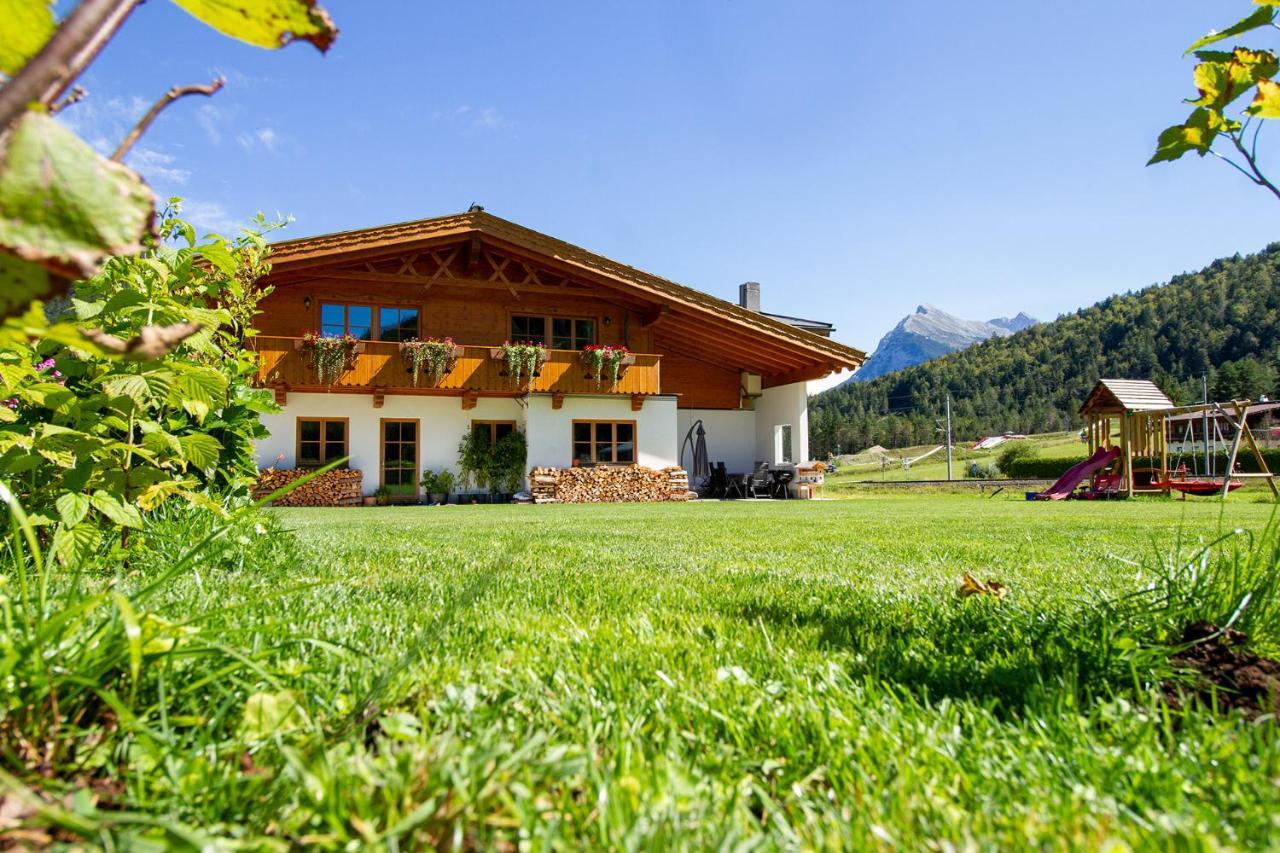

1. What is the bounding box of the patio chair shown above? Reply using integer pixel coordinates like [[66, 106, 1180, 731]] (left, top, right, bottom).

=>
[[771, 469, 794, 499], [725, 473, 749, 499], [702, 461, 727, 498], [747, 464, 772, 499]]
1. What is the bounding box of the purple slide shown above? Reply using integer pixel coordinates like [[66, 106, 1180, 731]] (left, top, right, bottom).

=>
[[1037, 446, 1120, 501]]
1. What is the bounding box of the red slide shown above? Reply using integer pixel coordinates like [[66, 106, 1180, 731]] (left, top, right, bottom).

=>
[[1037, 446, 1120, 501]]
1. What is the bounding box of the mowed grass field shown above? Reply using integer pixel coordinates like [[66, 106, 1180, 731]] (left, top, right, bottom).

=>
[[828, 431, 1088, 483], [140, 494, 1280, 848]]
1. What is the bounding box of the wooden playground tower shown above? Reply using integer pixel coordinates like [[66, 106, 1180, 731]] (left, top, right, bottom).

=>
[[1080, 379, 1278, 499]]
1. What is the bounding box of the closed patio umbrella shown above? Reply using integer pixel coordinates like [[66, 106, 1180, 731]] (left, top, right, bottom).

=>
[[680, 419, 710, 480]]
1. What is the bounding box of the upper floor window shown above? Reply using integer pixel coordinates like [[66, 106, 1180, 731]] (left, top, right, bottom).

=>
[[552, 317, 595, 350], [510, 315, 545, 345], [320, 302, 419, 341], [379, 307, 420, 342], [510, 315, 595, 349], [321, 303, 372, 339]]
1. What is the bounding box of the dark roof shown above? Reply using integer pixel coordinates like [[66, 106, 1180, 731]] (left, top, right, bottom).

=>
[[761, 311, 835, 337], [1166, 401, 1280, 423]]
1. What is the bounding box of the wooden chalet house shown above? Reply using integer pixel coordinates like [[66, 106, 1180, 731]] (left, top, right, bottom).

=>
[[252, 210, 865, 497]]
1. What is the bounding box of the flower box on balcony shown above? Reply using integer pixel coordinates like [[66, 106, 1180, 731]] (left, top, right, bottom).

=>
[[296, 335, 365, 386], [490, 343, 547, 385], [580, 345, 634, 385], [293, 338, 366, 354], [400, 340, 464, 387]]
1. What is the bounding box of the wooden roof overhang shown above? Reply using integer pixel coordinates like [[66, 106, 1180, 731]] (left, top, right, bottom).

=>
[[264, 211, 865, 384], [1079, 379, 1174, 416]]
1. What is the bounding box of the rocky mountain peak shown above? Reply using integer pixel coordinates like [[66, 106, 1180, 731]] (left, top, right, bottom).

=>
[[851, 305, 1037, 383]]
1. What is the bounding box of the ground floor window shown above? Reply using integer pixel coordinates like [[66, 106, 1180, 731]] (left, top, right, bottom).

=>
[[572, 420, 636, 465], [775, 424, 793, 464], [471, 420, 516, 447], [298, 417, 348, 467], [381, 418, 419, 496]]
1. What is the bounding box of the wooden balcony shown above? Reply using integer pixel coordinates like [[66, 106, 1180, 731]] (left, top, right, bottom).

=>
[[250, 337, 662, 401]]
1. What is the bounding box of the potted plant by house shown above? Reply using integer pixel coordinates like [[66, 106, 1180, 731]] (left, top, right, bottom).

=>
[[581, 344, 633, 386], [493, 341, 547, 386], [299, 331, 361, 386], [488, 430, 527, 501], [372, 485, 391, 506], [420, 468, 455, 504], [456, 426, 527, 502], [400, 337, 462, 387]]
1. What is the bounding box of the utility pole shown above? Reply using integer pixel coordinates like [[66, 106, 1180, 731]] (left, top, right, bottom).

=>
[[945, 395, 953, 481], [1203, 373, 1211, 477]]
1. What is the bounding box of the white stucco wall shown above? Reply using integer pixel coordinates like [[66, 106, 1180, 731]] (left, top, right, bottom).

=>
[[256, 393, 524, 495], [257, 387, 808, 497], [257, 392, 683, 495], [524, 394, 678, 471], [676, 408, 757, 473], [754, 381, 810, 465]]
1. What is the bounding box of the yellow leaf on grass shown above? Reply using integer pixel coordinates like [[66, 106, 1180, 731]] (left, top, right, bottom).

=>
[[241, 690, 305, 741], [957, 572, 1008, 600]]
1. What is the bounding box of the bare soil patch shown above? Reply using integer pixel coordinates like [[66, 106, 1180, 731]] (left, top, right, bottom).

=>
[[1165, 622, 1280, 718]]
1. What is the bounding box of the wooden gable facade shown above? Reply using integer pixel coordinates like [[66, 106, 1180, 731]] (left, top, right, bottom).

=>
[[253, 210, 865, 409]]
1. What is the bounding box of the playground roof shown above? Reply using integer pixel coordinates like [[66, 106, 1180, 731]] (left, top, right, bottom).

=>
[[1079, 379, 1174, 415], [1165, 401, 1280, 423]]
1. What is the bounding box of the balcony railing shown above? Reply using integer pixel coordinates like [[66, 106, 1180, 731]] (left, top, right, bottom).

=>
[[250, 336, 662, 397]]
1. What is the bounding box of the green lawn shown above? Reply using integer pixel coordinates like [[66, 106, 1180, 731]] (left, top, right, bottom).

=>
[[118, 495, 1280, 847], [831, 431, 1089, 483]]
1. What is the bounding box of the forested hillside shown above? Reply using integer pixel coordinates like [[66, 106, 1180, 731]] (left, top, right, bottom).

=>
[[811, 244, 1280, 455]]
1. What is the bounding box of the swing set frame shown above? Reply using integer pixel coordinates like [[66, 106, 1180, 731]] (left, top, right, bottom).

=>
[[1157, 401, 1279, 499], [1079, 379, 1277, 500]]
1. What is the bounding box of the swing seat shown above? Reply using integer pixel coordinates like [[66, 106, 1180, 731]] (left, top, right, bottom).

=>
[[1161, 479, 1243, 496]]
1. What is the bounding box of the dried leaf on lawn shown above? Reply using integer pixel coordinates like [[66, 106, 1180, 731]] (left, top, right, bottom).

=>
[[957, 572, 1008, 599]]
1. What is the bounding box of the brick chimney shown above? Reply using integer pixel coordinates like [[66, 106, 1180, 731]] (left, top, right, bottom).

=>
[[738, 281, 761, 312]]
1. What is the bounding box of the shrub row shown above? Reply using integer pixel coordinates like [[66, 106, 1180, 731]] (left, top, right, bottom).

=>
[[1004, 448, 1280, 480], [1002, 457, 1086, 479]]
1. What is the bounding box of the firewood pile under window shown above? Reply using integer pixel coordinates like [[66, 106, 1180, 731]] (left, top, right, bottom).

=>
[[253, 468, 364, 506], [529, 466, 690, 504]]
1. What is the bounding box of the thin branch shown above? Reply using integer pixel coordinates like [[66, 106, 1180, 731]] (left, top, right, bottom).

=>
[[50, 85, 87, 115], [111, 77, 225, 161], [1209, 148, 1261, 184], [0, 0, 142, 133], [1226, 129, 1280, 201], [1251, 117, 1264, 162]]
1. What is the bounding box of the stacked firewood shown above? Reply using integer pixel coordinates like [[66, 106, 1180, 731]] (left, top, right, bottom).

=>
[[253, 468, 364, 506], [528, 466, 690, 503]]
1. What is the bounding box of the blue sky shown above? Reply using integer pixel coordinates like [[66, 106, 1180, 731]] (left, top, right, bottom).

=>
[[61, 1, 1280, 364]]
